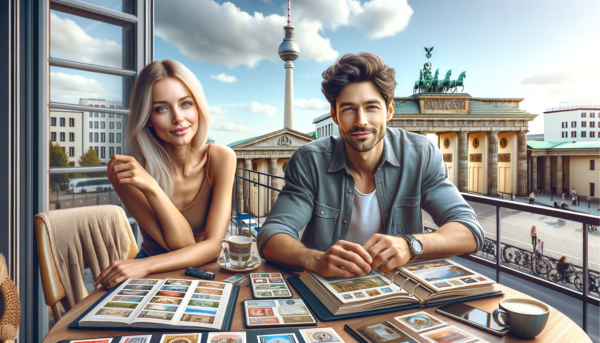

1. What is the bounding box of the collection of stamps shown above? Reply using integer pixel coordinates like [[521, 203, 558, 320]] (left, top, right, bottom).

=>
[[244, 298, 317, 327], [250, 273, 292, 298]]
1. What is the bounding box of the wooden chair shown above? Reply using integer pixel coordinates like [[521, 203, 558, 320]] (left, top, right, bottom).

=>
[[35, 206, 138, 323]]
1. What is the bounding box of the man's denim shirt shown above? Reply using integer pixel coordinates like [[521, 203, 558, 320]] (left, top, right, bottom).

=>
[[257, 128, 484, 256]]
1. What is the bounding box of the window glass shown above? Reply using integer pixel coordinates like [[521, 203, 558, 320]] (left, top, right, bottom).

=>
[[50, 66, 126, 106], [60, 132, 65, 141], [51, 132, 56, 141], [69, 133, 74, 141], [101, 133, 106, 142], [50, 10, 132, 69], [51, 117, 56, 126], [110, 122, 114, 129], [101, 122, 105, 129]]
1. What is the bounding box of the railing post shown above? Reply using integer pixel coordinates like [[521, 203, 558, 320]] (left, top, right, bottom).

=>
[[582, 222, 588, 333], [496, 206, 501, 283]]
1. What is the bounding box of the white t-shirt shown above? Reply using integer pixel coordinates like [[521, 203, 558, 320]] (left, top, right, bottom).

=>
[[536, 242, 543, 254], [346, 188, 386, 245]]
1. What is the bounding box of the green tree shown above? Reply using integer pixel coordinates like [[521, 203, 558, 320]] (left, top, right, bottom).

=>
[[78, 148, 103, 178], [49, 142, 69, 186]]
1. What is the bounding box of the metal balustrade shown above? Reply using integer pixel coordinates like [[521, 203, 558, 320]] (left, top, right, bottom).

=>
[[233, 168, 599, 334]]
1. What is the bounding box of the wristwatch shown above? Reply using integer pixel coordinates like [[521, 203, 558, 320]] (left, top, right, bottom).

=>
[[398, 234, 424, 258]]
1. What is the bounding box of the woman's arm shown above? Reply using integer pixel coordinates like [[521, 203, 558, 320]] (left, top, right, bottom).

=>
[[95, 145, 237, 288], [108, 154, 197, 251]]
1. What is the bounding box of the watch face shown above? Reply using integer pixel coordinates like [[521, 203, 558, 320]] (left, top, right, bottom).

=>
[[411, 240, 423, 254]]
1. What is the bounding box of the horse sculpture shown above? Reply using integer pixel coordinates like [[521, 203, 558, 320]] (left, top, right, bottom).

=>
[[413, 63, 466, 93]]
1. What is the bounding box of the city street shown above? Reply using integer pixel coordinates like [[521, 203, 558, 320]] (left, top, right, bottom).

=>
[[49, 189, 122, 210]]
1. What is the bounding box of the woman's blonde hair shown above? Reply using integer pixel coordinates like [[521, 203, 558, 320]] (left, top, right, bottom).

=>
[[125, 60, 210, 198]]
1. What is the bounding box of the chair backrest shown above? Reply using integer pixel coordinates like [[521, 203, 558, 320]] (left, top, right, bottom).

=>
[[35, 206, 138, 310]]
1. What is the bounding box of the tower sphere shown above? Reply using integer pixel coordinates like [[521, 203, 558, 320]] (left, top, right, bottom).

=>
[[278, 25, 300, 62]]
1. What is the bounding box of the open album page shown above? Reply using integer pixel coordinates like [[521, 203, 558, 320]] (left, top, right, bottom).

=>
[[131, 279, 232, 330], [398, 259, 495, 293], [311, 270, 407, 303], [80, 278, 164, 325]]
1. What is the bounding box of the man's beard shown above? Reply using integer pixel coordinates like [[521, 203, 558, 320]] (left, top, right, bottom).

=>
[[340, 125, 386, 153]]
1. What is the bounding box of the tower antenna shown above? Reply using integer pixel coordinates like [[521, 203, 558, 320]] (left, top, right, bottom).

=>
[[287, 0, 291, 25]]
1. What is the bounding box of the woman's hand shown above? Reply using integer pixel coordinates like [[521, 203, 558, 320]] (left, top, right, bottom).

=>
[[108, 155, 159, 194], [93, 258, 154, 289]]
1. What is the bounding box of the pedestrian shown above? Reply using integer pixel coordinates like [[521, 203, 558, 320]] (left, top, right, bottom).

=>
[[572, 188, 578, 205], [529, 191, 535, 204], [531, 226, 537, 247], [535, 238, 544, 264]]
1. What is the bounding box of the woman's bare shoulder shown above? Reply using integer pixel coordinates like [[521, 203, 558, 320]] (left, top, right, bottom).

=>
[[209, 144, 237, 175]]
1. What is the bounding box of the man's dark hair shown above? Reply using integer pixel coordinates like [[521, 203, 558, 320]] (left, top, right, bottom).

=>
[[321, 52, 397, 114]]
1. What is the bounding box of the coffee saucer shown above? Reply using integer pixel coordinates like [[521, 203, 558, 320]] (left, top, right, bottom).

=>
[[217, 255, 261, 272]]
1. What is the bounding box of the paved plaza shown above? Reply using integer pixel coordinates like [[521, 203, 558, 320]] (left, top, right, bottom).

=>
[[423, 202, 600, 272], [515, 193, 600, 215]]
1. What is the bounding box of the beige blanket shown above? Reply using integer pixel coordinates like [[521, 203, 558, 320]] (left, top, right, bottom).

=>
[[35, 205, 131, 308]]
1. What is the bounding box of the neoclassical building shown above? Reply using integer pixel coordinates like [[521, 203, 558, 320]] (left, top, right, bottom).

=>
[[228, 128, 315, 216], [390, 93, 537, 195]]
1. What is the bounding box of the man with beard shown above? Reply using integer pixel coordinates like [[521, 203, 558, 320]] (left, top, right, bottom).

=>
[[257, 53, 484, 277]]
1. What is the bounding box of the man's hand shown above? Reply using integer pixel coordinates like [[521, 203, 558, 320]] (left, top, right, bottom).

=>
[[307, 240, 373, 278], [363, 234, 414, 272]]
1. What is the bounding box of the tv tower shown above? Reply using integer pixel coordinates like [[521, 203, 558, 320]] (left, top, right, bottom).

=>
[[278, 0, 300, 130]]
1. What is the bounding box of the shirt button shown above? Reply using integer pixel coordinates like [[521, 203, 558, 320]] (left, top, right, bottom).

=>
[[344, 220, 347, 224], [320, 211, 324, 215], [348, 189, 352, 193]]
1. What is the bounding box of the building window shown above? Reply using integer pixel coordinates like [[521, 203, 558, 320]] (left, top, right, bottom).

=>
[[591, 132, 596, 138], [101, 133, 105, 142], [592, 122, 596, 128], [101, 113, 105, 118], [51, 132, 56, 141], [109, 133, 114, 143], [69, 147, 74, 157], [60, 118, 65, 126], [561, 132, 567, 138], [89, 112, 93, 117], [581, 112, 586, 118], [94, 112, 98, 117], [69, 161, 75, 167], [89, 122, 92, 129], [571, 121, 577, 128], [591, 112, 596, 118], [591, 183, 596, 197], [109, 122, 114, 129], [117, 133, 121, 143], [94, 133, 98, 142], [94, 121, 98, 129], [582, 121, 587, 128], [60, 132, 65, 141], [101, 147, 106, 158], [117, 147, 121, 154], [94, 146, 99, 155], [109, 147, 115, 158], [89, 133, 93, 142], [101, 122, 105, 129], [571, 131, 577, 138], [582, 131, 587, 138], [117, 122, 121, 129], [69, 118, 75, 127], [69, 133, 74, 141], [591, 160, 596, 170], [61, 147, 65, 153], [51, 117, 56, 126], [117, 114, 121, 118], [109, 113, 114, 118]]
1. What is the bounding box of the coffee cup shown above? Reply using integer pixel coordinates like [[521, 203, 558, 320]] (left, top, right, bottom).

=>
[[492, 298, 550, 338], [220, 236, 252, 269]]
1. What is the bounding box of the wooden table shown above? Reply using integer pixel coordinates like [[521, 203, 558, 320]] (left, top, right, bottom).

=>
[[43, 260, 592, 343]]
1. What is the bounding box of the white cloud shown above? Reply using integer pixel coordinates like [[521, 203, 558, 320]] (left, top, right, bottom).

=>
[[242, 101, 277, 116], [210, 73, 237, 83], [154, 0, 413, 68], [50, 72, 110, 101], [294, 98, 330, 111], [50, 13, 121, 68], [212, 121, 253, 132], [351, 0, 414, 39]]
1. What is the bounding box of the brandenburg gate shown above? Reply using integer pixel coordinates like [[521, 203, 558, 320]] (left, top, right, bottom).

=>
[[389, 59, 537, 196]]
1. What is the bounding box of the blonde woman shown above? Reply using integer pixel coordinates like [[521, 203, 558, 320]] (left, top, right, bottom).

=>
[[94, 60, 237, 289]]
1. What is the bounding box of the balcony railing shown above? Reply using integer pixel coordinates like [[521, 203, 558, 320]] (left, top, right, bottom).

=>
[[233, 168, 600, 336]]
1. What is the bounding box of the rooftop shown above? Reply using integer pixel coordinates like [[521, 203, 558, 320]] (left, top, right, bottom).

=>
[[527, 141, 600, 149]]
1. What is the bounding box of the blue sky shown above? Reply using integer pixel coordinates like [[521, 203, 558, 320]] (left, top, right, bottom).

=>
[[51, 0, 600, 145]]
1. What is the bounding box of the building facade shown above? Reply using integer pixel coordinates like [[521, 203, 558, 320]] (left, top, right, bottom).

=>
[[228, 129, 315, 217], [543, 106, 599, 142], [313, 113, 339, 138], [79, 98, 125, 164], [49, 110, 84, 166], [528, 141, 600, 197]]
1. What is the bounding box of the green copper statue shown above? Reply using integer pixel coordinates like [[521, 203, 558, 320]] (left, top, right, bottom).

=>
[[413, 61, 466, 94]]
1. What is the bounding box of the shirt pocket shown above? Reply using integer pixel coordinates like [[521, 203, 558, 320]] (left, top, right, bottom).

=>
[[304, 201, 340, 251], [391, 195, 422, 235]]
